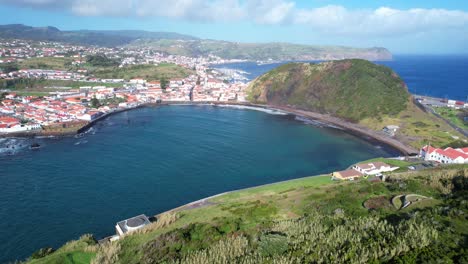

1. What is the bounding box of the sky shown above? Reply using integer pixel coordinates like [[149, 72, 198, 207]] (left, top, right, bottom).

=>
[[0, 0, 467, 54]]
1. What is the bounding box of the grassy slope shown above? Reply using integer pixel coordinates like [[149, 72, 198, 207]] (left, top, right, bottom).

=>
[[435, 107, 468, 130], [18, 57, 75, 70], [360, 101, 466, 148], [92, 63, 193, 81], [27, 163, 468, 263], [247, 60, 466, 148], [28, 235, 96, 264]]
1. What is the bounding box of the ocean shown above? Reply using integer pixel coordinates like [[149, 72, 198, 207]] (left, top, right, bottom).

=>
[[0, 105, 396, 262], [214, 55, 468, 101]]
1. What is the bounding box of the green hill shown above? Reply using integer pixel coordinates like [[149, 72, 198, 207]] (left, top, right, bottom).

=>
[[247, 59, 466, 148], [247, 59, 409, 122], [0, 24, 197, 46]]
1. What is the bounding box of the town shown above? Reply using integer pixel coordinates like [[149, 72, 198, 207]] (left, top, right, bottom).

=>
[[0, 39, 248, 134]]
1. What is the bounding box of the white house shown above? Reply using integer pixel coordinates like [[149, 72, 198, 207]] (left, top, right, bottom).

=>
[[77, 111, 103, 121], [0, 123, 41, 133], [129, 78, 147, 85], [352, 162, 399, 175], [420, 145, 468, 164]]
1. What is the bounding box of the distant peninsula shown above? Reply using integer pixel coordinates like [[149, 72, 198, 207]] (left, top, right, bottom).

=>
[[0, 24, 392, 61]]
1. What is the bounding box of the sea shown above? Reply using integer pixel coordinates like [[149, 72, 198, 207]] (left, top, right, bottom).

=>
[[1, 54, 466, 262], [214, 55, 468, 101], [0, 105, 396, 262]]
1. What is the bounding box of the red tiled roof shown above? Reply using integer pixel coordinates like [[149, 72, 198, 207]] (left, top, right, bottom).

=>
[[437, 148, 468, 160], [422, 145, 436, 154], [336, 169, 363, 178]]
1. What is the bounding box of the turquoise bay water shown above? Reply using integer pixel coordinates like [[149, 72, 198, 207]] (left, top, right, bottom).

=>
[[0, 105, 397, 262]]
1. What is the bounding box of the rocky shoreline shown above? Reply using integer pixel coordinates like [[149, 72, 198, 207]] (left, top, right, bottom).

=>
[[268, 105, 418, 155], [0, 101, 416, 155]]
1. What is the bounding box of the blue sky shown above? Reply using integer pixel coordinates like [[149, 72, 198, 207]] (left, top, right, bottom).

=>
[[0, 0, 467, 54]]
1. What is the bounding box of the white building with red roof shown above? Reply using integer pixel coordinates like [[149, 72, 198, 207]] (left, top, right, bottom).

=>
[[420, 145, 468, 164]]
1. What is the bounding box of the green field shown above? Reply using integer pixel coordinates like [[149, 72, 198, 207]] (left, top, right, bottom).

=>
[[18, 57, 76, 70], [435, 107, 468, 130], [92, 63, 193, 81], [1, 79, 124, 91], [27, 165, 468, 264]]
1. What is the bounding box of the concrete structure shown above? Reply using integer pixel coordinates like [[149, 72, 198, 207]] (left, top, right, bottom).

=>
[[115, 214, 151, 236], [383, 125, 399, 137]]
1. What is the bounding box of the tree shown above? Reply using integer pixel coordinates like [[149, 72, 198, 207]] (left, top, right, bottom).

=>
[[1, 63, 19, 73], [86, 54, 120, 67], [90, 96, 101, 108], [0, 92, 7, 101], [160, 77, 168, 91]]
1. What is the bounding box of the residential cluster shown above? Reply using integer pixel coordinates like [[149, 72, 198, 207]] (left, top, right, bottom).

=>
[[420, 145, 468, 164], [0, 39, 248, 134]]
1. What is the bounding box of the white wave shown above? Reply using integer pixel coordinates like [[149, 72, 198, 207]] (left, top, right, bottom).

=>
[[0, 138, 30, 156], [35, 135, 56, 139], [294, 116, 342, 130], [216, 105, 288, 115]]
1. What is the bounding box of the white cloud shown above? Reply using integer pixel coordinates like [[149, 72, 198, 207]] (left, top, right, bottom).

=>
[[1, 0, 468, 37], [135, 0, 245, 22], [71, 0, 133, 16], [247, 0, 295, 24], [295, 5, 468, 36]]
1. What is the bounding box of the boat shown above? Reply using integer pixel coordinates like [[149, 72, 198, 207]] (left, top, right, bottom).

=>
[[29, 143, 41, 150]]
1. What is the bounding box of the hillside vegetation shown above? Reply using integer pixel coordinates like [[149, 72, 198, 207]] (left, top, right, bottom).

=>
[[247, 59, 466, 148], [248, 60, 409, 122], [26, 164, 468, 264], [0, 24, 197, 46]]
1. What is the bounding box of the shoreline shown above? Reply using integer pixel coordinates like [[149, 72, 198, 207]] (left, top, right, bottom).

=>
[[0, 101, 415, 155], [160, 174, 330, 216]]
